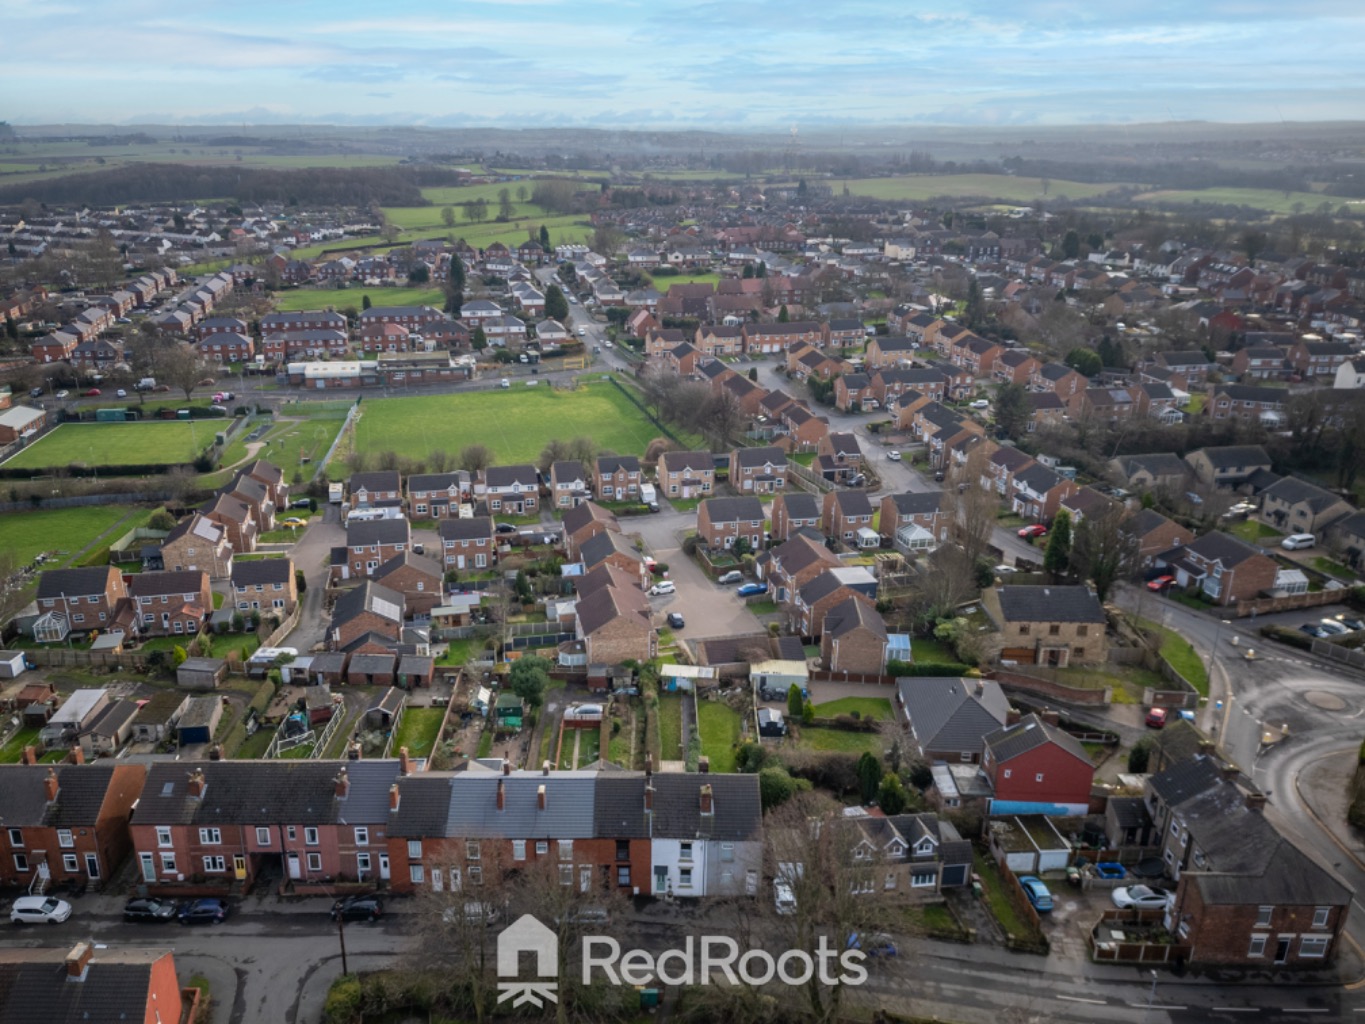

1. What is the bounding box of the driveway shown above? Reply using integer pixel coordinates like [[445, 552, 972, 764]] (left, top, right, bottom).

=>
[[281, 503, 344, 652]]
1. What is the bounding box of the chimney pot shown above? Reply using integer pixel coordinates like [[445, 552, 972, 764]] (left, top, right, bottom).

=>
[[43, 768, 60, 802], [186, 769, 206, 799], [21, 745, 38, 765], [1246, 792, 1267, 813], [68, 746, 85, 765], [65, 942, 93, 980], [1221, 764, 1240, 782], [496, 778, 506, 811], [644, 783, 654, 812], [698, 756, 710, 774], [974, 679, 984, 695], [388, 783, 401, 811], [537, 783, 547, 811], [1197, 740, 1215, 756], [334, 768, 350, 798], [542, 760, 550, 776], [398, 746, 412, 776], [645, 753, 653, 777]]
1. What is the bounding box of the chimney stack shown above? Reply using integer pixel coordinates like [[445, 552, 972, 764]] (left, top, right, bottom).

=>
[[1221, 764, 1240, 783], [700, 783, 714, 816], [399, 747, 412, 776], [644, 783, 654, 812], [334, 767, 350, 799], [645, 753, 653, 778], [542, 760, 550, 776], [388, 783, 401, 812], [208, 744, 224, 762], [43, 767, 59, 803], [1005, 707, 1022, 726], [20, 745, 37, 766], [502, 760, 511, 776], [537, 784, 547, 811], [1198, 740, 1216, 756], [1041, 710, 1060, 727], [698, 756, 710, 774], [65, 942, 93, 981], [186, 769, 206, 799], [68, 746, 85, 765], [497, 778, 506, 811], [1246, 792, 1267, 813], [974, 679, 984, 695]]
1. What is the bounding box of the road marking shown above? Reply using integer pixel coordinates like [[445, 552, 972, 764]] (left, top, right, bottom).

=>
[[1128, 1004, 1188, 1011], [1057, 995, 1108, 1006], [1212, 1009, 1259, 1014], [1283, 1010, 1331, 1015]]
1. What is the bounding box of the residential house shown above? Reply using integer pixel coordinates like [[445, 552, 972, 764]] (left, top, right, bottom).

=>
[[1155, 350, 1213, 386], [1185, 445, 1274, 489], [865, 335, 918, 369], [781, 402, 831, 448], [34, 567, 129, 641], [980, 713, 1095, 816], [595, 455, 642, 502], [580, 529, 648, 585], [744, 321, 825, 355], [981, 585, 1108, 667], [336, 518, 410, 581], [159, 514, 233, 579], [330, 582, 405, 651], [1288, 339, 1355, 378], [563, 502, 618, 561], [1109, 453, 1190, 493], [0, 944, 197, 1024], [994, 349, 1042, 385], [1031, 363, 1089, 400], [770, 491, 822, 543], [821, 489, 877, 548], [437, 516, 494, 572], [1206, 384, 1287, 425], [196, 332, 254, 363], [1026, 391, 1070, 432], [880, 491, 947, 551], [349, 471, 403, 510], [576, 564, 657, 664], [372, 552, 445, 618], [202, 492, 259, 554], [824, 811, 973, 897], [820, 598, 889, 675], [406, 471, 472, 520], [695, 324, 745, 358], [1329, 512, 1365, 569], [788, 568, 876, 638], [696, 496, 765, 551], [231, 558, 298, 618], [1154, 532, 1279, 606], [1231, 344, 1289, 381], [1258, 476, 1355, 536], [894, 676, 1010, 765], [1334, 358, 1365, 390], [222, 473, 276, 534], [127, 571, 212, 638], [1071, 386, 1137, 424], [549, 461, 591, 509], [1133, 381, 1183, 421], [1010, 462, 1080, 521], [835, 372, 877, 412], [757, 532, 841, 604], [874, 368, 948, 406], [480, 465, 540, 514], [730, 447, 788, 494], [657, 450, 715, 501], [1121, 508, 1195, 565]]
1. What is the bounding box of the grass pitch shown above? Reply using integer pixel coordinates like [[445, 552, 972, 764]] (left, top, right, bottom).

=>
[[3, 421, 209, 470]]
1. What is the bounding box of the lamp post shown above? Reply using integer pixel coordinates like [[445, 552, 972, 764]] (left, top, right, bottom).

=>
[[1141, 968, 1159, 1024]]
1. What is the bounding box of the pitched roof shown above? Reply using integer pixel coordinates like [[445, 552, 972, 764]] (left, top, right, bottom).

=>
[[885, 491, 943, 517], [373, 550, 444, 582], [232, 558, 294, 588], [828, 489, 873, 517], [777, 492, 821, 519], [36, 566, 116, 601], [996, 585, 1106, 624], [1147, 754, 1223, 808], [127, 570, 206, 598], [438, 516, 493, 542], [983, 713, 1091, 766], [895, 676, 1010, 753], [701, 496, 765, 524], [349, 470, 402, 492], [0, 947, 170, 1024], [824, 596, 887, 641], [562, 501, 617, 536], [733, 446, 787, 469], [483, 464, 539, 488], [346, 518, 410, 546], [1261, 475, 1348, 513], [1123, 507, 1178, 538], [1190, 445, 1271, 470], [0, 764, 142, 827], [580, 529, 642, 570], [1180, 530, 1268, 568], [332, 581, 404, 627]]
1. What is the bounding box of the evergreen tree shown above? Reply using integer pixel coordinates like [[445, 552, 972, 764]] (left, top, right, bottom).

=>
[[1044, 509, 1073, 578], [539, 224, 551, 251], [361, 294, 372, 310], [778, 305, 790, 323]]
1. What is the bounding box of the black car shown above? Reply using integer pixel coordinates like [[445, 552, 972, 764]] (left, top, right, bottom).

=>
[[666, 611, 685, 629], [331, 894, 385, 922], [177, 898, 230, 925], [123, 897, 178, 922], [495, 522, 517, 534]]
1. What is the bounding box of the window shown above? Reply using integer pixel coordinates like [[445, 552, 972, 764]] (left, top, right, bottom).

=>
[[256, 827, 271, 846], [1018, 623, 1030, 636], [304, 827, 319, 846], [467, 840, 481, 861], [12, 853, 27, 872], [679, 867, 693, 888], [911, 872, 936, 888], [160, 852, 177, 873], [559, 864, 573, 886], [1255, 906, 1273, 928], [156, 827, 173, 848], [1003, 769, 1012, 779], [468, 866, 483, 886], [203, 855, 226, 873], [288, 827, 297, 841], [536, 840, 549, 856], [513, 840, 526, 861], [1035, 773, 1045, 783], [57, 829, 74, 849], [720, 842, 734, 863], [63, 854, 79, 872], [1049, 623, 1061, 636], [1076, 624, 1088, 637], [199, 828, 222, 845], [407, 840, 422, 860], [559, 840, 573, 861], [1248, 935, 1268, 958], [357, 853, 371, 874], [1300, 936, 1331, 959], [307, 853, 322, 872], [1313, 907, 1331, 929], [410, 865, 425, 884], [354, 827, 368, 846], [679, 841, 694, 862]]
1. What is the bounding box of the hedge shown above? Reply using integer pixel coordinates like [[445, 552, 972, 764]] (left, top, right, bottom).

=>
[[888, 659, 974, 677]]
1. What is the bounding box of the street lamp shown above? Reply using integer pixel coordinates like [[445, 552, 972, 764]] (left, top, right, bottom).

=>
[[1141, 969, 1159, 1024]]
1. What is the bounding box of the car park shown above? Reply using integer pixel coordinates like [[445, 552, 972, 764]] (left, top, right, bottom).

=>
[[1017, 524, 1048, 539], [1336, 617, 1365, 631], [1145, 707, 1168, 729], [331, 895, 385, 922], [178, 898, 230, 925], [1018, 876, 1053, 913], [1111, 885, 1175, 911], [736, 582, 767, 597], [666, 611, 685, 629], [123, 898, 178, 923], [717, 570, 743, 585], [1146, 575, 1176, 592], [648, 580, 676, 596], [10, 896, 73, 924]]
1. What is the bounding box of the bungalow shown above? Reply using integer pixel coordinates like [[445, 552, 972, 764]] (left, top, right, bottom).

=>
[[895, 676, 1009, 765]]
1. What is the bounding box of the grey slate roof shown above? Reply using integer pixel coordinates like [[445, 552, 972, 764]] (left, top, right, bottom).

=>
[[1124, 507, 1177, 538], [349, 470, 401, 493], [996, 585, 1106, 624], [886, 491, 943, 517], [895, 676, 1010, 754], [778, 492, 821, 519], [828, 490, 873, 517], [983, 713, 1090, 766], [347, 518, 411, 547], [1108, 796, 1151, 830], [649, 772, 762, 841], [36, 566, 115, 601], [733, 446, 787, 470], [1261, 475, 1346, 513], [1147, 753, 1224, 809], [0, 948, 167, 1024], [232, 558, 294, 587], [0, 764, 138, 827], [1190, 445, 1271, 471], [701, 496, 765, 524], [438, 516, 492, 542], [332, 581, 404, 626], [1180, 531, 1266, 568]]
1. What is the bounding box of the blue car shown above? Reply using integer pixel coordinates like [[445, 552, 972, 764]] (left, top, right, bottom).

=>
[[1018, 876, 1053, 913], [178, 898, 230, 925], [846, 931, 897, 957], [736, 582, 768, 597]]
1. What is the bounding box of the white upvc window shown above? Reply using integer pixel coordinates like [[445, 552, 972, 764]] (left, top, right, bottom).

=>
[[199, 828, 222, 845], [354, 827, 369, 846], [156, 827, 173, 848], [256, 827, 271, 845], [57, 829, 74, 848]]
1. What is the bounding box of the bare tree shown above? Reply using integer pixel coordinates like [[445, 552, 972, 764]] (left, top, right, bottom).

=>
[[459, 444, 495, 473], [1072, 503, 1139, 601], [156, 343, 212, 401], [701, 390, 745, 450], [942, 448, 998, 569]]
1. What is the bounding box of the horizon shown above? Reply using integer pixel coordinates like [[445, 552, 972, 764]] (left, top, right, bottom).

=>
[[7, 0, 1365, 128]]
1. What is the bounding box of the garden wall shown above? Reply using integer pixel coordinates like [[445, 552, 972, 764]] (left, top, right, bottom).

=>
[[989, 670, 1109, 706]]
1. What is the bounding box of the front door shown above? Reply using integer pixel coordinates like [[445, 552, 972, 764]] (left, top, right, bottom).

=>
[[287, 852, 301, 880], [378, 853, 390, 881], [84, 854, 100, 879], [1275, 937, 1292, 963], [653, 866, 668, 895], [139, 853, 155, 883], [233, 855, 247, 880]]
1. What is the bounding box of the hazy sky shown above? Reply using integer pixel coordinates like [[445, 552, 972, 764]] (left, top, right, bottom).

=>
[[8, 0, 1365, 126]]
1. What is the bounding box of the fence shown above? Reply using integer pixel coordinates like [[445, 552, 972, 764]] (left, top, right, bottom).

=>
[[1090, 908, 1192, 965], [808, 670, 896, 686], [607, 378, 688, 446], [786, 459, 836, 495], [259, 606, 302, 650], [1312, 639, 1365, 669], [315, 401, 359, 482], [1232, 589, 1346, 617], [989, 669, 1110, 706]]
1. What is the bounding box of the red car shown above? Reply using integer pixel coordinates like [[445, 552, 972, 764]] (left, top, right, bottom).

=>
[[1145, 707, 1168, 729], [83, 388, 101, 396], [1146, 575, 1176, 592], [1017, 524, 1048, 539]]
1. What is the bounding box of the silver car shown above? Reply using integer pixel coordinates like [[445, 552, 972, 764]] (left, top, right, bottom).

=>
[[10, 895, 73, 924]]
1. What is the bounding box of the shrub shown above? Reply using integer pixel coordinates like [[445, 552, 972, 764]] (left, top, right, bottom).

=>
[[323, 975, 362, 1024]]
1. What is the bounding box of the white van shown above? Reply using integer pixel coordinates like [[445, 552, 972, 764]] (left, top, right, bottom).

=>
[[1281, 533, 1316, 551]]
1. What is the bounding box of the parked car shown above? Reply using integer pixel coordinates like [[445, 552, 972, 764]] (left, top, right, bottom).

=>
[[152, 384, 172, 392], [209, 404, 229, 414], [29, 387, 43, 397], [291, 498, 312, 509], [1111, 885, 1175, 911], [123, 897, 178, 923], [1281, 533, 1316, 551], [736, 582, 768, 597], [331, 895, 385, 923], [1300, 623, 1329, 638], [666, 611, 685, 629], [1017, 524, 1048, 539], [499, 378, 510, 388], [1336, 617, 1365, 632], [196, 377, 216, 387], [55, 390, 69, 399], [648, 580, 676, 596], [177, 898, 230, 925], [444, 901, 500, 926], [1146, 575, 1176, 592], [993, 564, 1018, 574], [886, 450, 902, 461], [495, 522, 518, 534], [83, 388, 101, 396], [525, 379, 540, 386], [10, 896, 73, 924], [1145, 707, 1168, 729], [968, 399, 990, 409], [1017, 876, 1053, 913], [647, 501, 660, 513], [280, 517, 307, 528], [717, 570, 743, 585], [846, 931, 898, 957], [116, 388, 127, 398], [1318, 618, 1350, 636]]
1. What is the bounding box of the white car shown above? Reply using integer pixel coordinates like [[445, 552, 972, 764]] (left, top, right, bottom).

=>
[[1111, 885, 1175, 911], [525, 379, 540, 387], [968, 399, 990, 409], [648, 581, 676, 596], [499, 378, 510, 389], [56, 390, 69, 399], [993, 564, 1018, 574], [116, 388, 128, 398], [10, 895, 73, 924], [886, 450, 902, 461]]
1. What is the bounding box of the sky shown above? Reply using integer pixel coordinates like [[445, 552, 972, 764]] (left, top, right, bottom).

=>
[[6, 0, 1365, 127]]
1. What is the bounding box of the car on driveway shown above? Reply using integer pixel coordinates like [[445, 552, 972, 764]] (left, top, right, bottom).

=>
[[717, 570, 743, 585], [495, 522, 517, 534], [1018, 876, 1053, 913], [1145, 707, 1168, 729], [123, 897, 178, 922], [993, 564, 1018, 575], [666, 611, 685, 629], [178, 898, 230, 925], [1300, 623, 1330, 638], [331, 895, 385, 923], [847, 931, 898, 957], [1111, 885, 1175, 911], [1146, 575, 1176, 592], [968, 399, 990, 409], [1318, 618, 1350, 636], [736, 582, 768, 597], [648, 580, 675, 596], [280, 517, 307, 528], [1017, 524, 1048, 539], [10, 896, 72, 924]]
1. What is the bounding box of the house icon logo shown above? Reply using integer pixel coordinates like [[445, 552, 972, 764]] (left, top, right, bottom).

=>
[[497, 914, 558, 1007]]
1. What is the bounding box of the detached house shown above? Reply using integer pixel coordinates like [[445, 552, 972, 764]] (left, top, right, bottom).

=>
[[757, 532, 841, 604], [349, 471, 403, 510], [480, 465, 540, 514], [159, 514, 233, 579], [1185, 445, 1274, 490], [821, 489, 877, 548], [657, 450, 715, 500], [981, 585, 1108, 668], [127, 571, 212, 638], [406, 471, 472, 521], [34, 567, 128, 641], [549, 461, 591, 509], [372, 552, 445, 618], [335, 518, 410, 581], [895, 676, 1010, 765], [330, 581, 405, 651], [981, 713, 1095, 816], [438, 516, 495, 572], [1154, 532, 1278, 607], [770, 491, 822, 543], [880, 491, 947, 551], [820, 598, 889, 675], [231, 558, 298, 618], [697, 496, 765, 551], [575, 564, 656, 665], [730, 446, 788, 494], [563, 502, 618, 561], [595, 455, 642, 502], [1257, 476, 1354, 536], [1121, 508, 1194, 565], [1206, 385, 1286, 425]]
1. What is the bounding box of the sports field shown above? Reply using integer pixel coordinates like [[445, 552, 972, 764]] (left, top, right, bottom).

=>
[[0, 505, 145, 567], [347, 383, 661, 466], [270, 285, 445, 313], [2, 421, 209, 469]]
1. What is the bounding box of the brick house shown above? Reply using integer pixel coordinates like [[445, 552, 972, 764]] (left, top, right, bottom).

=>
[[864, 335, 917, 369], [880, 491, 947, 549], [1257, 476, 1354, 536], [1230, 344, 1289, 380], [196, 332, 255, 362], [0, 405, 46, 445], [980, 585, 1109, 667], [1026, 392, 1070, 432], [580, 530, 648, 585], [657, 450, 715, 500], [781, 403, 830, 448], [563, 502, 618, 561], [1154, 350, 1213, 386], [821, 489, 876, 547], [480, 465, 540, 514], [241, 460, 289, 509], [820, 597, 888, 674], [127, 570, 211, 638], [0, 944, 195, 1023], [372, 552, 445, 618], [756, 532, 841, 604], [770, 491, 822, 543], [1288, 339, 1355, 378], [129, 760, 404, 893], [729, 446, 787, 494], [1121, 508, 1194, 565], [1185, 445, 1274, 489], [202, 492, 259, 554], [817, 431, 863, 470], [349, 471, 403, 509], [159, 514, 233, 579], [744, 321, 825, 355], [981, 712, 1095, 815], [230, 557, 298, 618], [1031, 363, 1089, 400], [695, 323, 744, 357], [1109, 453, 1190, 493], [261, 310, 348, 336], [994, 349, 1042, 385], [894, 676, 1010, 765], [221, 472, 276, 534], [35, 566, 129, 639], [330, 582, 405, 651], [549, 461, 591, 509], [1010, 462, 1080, 521], [406, 471, 472, 520], [834, 372, 877, 412], [437, 516, 494, 572], [788, 569, 876, 637], [697, 496, 765, 551], [1205, 385, 1286, 424], [336, 518, 410, 581], [576, 563, 657, 664], [1153, 532, 1279, 606], [873, 368, 948, 405], [595, 455, 642, 501], [0, 763, 146, 889]]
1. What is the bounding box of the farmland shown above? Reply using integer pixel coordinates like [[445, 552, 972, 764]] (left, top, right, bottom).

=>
[[342, 382, 662, 470], [2, 421, 209, 470], [839, 174, 1126, 204], [0, 504, 146, 567]]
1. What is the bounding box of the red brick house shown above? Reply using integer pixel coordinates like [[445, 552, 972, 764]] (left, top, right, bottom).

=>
[[981, 712, 1095, 814], [770, 491, 822, 543], [994, 349, 1041, 385], [1121, 508, 1195, 565], [576, 564, 656, 664], [407, 471, 472, 520], [595, 455, 642, 502], [756, 532, 841, 604], [373, 552, 445, 617], [730, 447, 788, 494], [744, 321, 826, 355], [0, 943, 197, 1024], [230, 557, 298, 618], [782, 403, 830, 447], [563, 502, 618, 561], [864, 335, 917, 370], [695, 323, 744, 357], [202, 492, 259, 554], [821, 489, 876, 547], [0, 763, 146, 889], [34, 566, 129, 639], [1031, 362, 1089, 399], [348, 470, 403, 509], [820, 598, 888, 674], [196, 332, 255, 362], [834, 372, 876, 412], [1153, 532, 1278, 606], [480, 465, 540, 514], [127, 570, 212, 638], [437, 516, 495, 572], [549, 461, 591, 509], [880, 491, 947, 548], [788, 570, 874, 637], [657, 450, 715, 500], [336, 518, 411, 581], [697, 496, 765, 551], [329, 582, 404, 651]]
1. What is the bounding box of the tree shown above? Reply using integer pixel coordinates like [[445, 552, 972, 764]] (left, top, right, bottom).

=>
[[787, 683, 804, 721], [458, 444, 494, 473], [964, 277, 985, 329], [441, 206, 455, 228], [497, 188, 513, 221], [1043, 508, 1072, 578], [877, 773, 909, 815], [508, 655, 552, 708], [444, 254, 466, 315], [539, 224, 551, 251], [758, 764, 805, 810], [361, 293, 372, 310], [855, 752, 881, 804], [1061, 229, 1080, 260], [1128, 738, 1154, 774], [942, 449, 997, 569], [993, 381, 1029, 439], [701, 390, 744, 450], [591, 224, 623, 256], [544, 283, 569, 322], [159, 343, 212, 400], [408, 264, 430, 284], [1096, 334, 1125, 369], [513, 569, 533, 604], [147, 508, 177, 531], [1071, 503, 1138, 601], [470, 327, 487, 352], [778, 304, 790, 323], [1065, 347, 1102, 377]]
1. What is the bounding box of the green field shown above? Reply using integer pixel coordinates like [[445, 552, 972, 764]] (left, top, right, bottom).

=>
[[269, 284, 446, 313], [839, 174, 1124, 204], [1134, 187, 1360, 216], [651, 271, 721, 288], [0, 504, 144, 567], [346, 382, 661, 468], [3, 421, 209, 469]]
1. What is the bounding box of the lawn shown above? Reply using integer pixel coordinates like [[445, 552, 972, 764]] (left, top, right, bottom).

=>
[[697, 701, 742, 773], [344, 382, 661, 468], [0, 505, 143, 566], [1139, 620, 1210, 697], [973, 850, 1039, 943], [812, 697, 893, 721], [3, 421, 210, 469], [394, 707, 446, 759], [234, 730, 274, 760], [1227, 519, 1282, 544], [1185, 393, 1207, 414], [650, 271, 720, 288], [204, 632, 261, 661], [910, 636, 960, 665], [1311, 556, 1359, 582], [658, 695, 684, 762], [0, 727, 41, 764], [270, 285, 444, 312], [796, 725, 884, 756], [840, 173, 1124, 204], [278, 742, 315, 760]]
